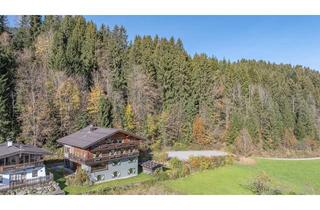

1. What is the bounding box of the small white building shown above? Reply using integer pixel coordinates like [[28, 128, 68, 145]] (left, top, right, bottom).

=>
[[0, 141, 51, 191]]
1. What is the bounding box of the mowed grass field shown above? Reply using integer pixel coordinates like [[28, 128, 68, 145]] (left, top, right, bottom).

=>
[[163, 159, 320, 195]]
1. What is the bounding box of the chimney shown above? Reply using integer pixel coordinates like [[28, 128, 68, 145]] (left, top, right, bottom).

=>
[[89, 124, 96, 132], [7, 139, 13, 147]]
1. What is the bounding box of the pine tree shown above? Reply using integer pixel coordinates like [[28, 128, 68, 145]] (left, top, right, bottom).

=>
[[0, 43, 16, 141], [42, 15, 61, 32], [0, 15, 8, 33], [81, 21, 97, 86], [65, 16, 86, 75], [0, 75, 10, 142], [29, 15, 42, 42], [98, 97, 113, 128], [13, 15, 31, 50]]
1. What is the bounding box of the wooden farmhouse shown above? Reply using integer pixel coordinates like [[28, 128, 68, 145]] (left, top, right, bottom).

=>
[[57, 125, 145, 183], [0, 141, 52, 191]]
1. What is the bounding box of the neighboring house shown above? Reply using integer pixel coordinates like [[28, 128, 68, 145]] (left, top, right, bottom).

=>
[[57, 125, 145, 183], [0, 141, 52, 190]]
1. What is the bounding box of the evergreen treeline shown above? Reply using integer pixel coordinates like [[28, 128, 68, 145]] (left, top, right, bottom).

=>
[[0, 15, 319, 154]]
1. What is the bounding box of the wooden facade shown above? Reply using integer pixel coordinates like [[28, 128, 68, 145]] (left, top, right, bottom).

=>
[[0, 154, 44, 173], [63, 131, 141, 166]]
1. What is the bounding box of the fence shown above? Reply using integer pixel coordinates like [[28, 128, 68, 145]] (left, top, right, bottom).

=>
[[0, 173, 53, 192]]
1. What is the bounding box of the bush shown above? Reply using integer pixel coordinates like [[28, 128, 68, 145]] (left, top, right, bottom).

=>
[[248, 171, 272, 195], [168, 157, 183, 169], [66, 168, 90, 186], [182, 164, 191, 176], [166, 158, 191, 179], [188, 156, 232, 172], [199, 157, 212, 170], [153, 151, 168, 163], [151, 140, 162, 152], [247, 171, 288, 195], [225, 155, 234, 165], [154, 168, 170, 181], [172, 142, 188, 151]]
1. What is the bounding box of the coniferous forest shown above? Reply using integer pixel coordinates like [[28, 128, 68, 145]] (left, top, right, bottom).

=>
[[0, 15, 320, 155]]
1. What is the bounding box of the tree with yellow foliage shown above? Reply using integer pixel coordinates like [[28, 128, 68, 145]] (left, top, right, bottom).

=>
[[87, 84, 103, 121], [55, 79, 81, 133], [124, 103, 135, 131]]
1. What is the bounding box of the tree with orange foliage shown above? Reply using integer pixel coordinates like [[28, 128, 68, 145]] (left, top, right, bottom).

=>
[[192, 115, 210, 145]]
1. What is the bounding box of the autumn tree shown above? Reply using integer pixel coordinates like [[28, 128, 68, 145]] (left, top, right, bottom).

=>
[[192, 115, 210, 145], [55, 78, 81, 134], [124, 103, 135, 131]]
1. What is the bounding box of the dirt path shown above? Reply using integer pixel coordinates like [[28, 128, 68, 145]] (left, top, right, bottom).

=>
[[167, 150, 228, 161]]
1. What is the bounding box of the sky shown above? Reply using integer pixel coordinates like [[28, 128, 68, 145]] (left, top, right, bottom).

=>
[[7, 16, 320, 71]]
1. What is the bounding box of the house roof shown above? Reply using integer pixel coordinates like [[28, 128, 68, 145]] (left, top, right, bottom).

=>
[[0, 142, 52, 159], [57, 125, 145, 149], [141, 160, 163, 170]]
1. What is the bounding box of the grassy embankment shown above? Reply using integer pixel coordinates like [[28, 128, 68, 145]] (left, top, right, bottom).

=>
[[164, 159, 320, 195]]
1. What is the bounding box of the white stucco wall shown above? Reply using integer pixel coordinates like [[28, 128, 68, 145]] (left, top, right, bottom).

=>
[[0, 173, 10, 185], [0, 166, 46, 186], [89, 157, 138, 183], [25, 166, 46, 179]]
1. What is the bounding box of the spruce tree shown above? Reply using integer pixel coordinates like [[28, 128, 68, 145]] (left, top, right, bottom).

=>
[[29, 15, 42, 42], [0, 75, 10, 142], [65, 16, 86, 75], [98, 97, 113, 128], [13, 15, 31, 50], [0, 15, 8, 33]]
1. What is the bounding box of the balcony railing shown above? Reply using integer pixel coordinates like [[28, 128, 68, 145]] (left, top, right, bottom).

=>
[[91, 142, 139, 152], [0, 173, 53, 192], [85, 151, 139, 165], [65, 151, 139, 165], [0, 161, 44, 173]]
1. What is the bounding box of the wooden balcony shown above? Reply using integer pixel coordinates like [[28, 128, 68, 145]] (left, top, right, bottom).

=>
[[91, 142, 139, 152], [0, 161, 44, 173], [65, 151, 139, 166]]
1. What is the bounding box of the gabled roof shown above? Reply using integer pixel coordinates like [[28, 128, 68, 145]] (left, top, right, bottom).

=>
[[57, 125, 145, 149], [0, 142, 52, 159]]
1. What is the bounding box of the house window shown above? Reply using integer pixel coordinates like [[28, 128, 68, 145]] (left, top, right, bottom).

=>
[[32, 170, 38, 178], [128, 158, 136, 163], [128, 168, 136, 175], [96, 175, 105, 181], [0, 175, 3, 184], [112, 171, 120, 178], [91, 163, 107, 172], [112, 161, 121, 166]]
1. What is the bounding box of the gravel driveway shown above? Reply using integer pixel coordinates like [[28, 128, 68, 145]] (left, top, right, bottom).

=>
[[167, 150, 228, 161]]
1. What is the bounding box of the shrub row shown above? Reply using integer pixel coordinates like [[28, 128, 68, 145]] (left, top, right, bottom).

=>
[[187, 155, 234, 172]]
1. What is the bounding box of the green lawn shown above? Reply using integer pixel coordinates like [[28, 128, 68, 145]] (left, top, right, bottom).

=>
[[164, 159, 320, 195], [64, 173, 153, 194]]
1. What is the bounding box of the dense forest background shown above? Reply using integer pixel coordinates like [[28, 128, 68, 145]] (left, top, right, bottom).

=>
[[0, 15, 320, 155]]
